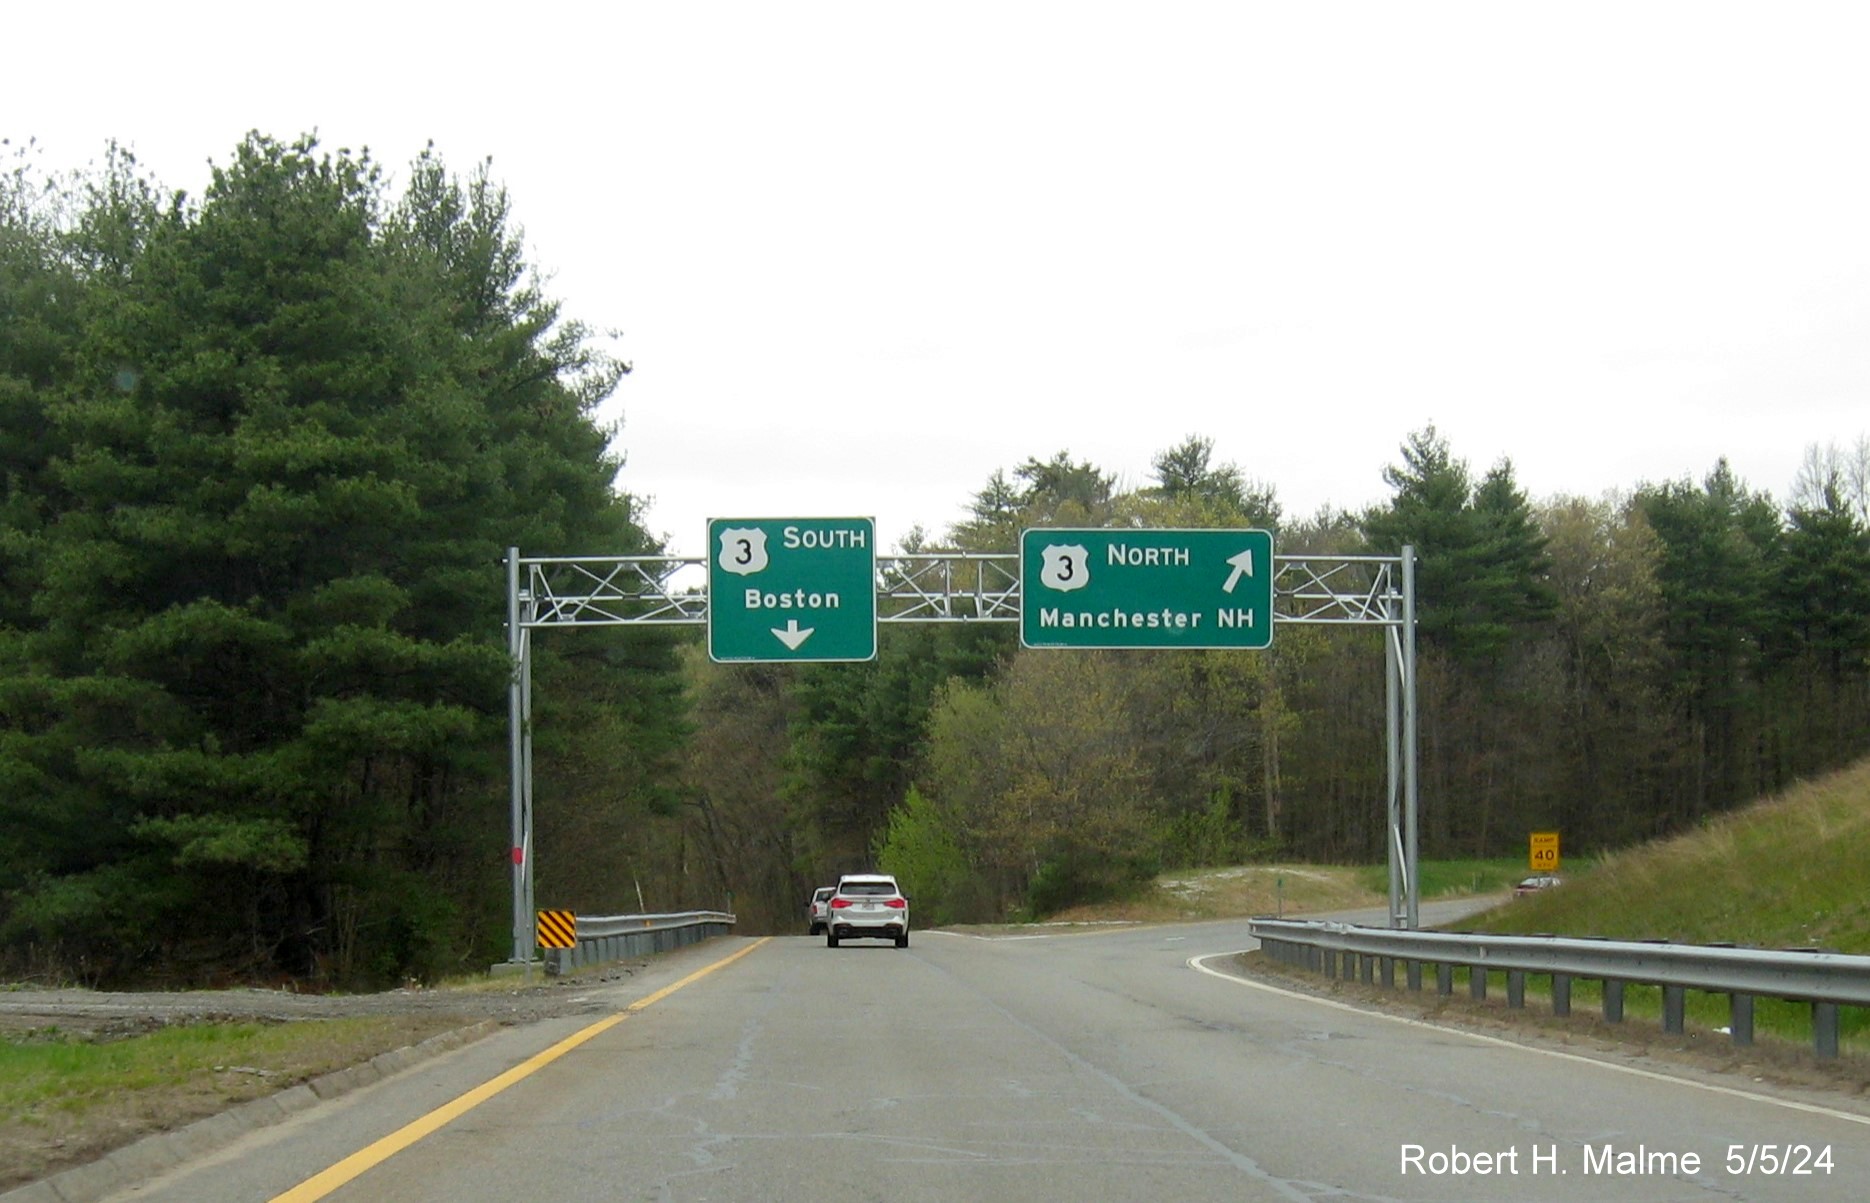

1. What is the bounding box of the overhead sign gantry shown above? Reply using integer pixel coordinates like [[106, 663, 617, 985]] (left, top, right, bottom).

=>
[[505, 535, 1419, 969]]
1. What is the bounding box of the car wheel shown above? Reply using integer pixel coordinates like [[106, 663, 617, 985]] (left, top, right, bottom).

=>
[[895, 931, 909, 948], [808, 923, 822, 935], [827, 932, 839, 948]]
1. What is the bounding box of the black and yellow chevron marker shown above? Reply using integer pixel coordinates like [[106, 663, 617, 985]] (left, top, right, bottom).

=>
[[535, 910, 577, 949]]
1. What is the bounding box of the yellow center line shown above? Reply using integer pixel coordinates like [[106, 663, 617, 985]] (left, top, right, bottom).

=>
[[270, 937, 771, 1203]]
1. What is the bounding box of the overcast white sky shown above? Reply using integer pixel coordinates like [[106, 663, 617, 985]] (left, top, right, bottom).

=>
[[8, 2, 1868, 556]]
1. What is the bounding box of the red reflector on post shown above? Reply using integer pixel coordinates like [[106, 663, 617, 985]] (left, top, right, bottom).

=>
[[511, 847, 524, 865]]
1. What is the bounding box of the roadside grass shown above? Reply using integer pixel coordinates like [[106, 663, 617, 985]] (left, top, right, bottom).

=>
[[1391, 967, 1870, 1060], [1359, 857, 1527, 899], [1467, 757, 1870, 954], [0, 1014, 467, 1192]]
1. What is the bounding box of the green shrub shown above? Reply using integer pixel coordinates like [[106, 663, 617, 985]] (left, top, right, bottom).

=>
[[875, 787, 987, 925]]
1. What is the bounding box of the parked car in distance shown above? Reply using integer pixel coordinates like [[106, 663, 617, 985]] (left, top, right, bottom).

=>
[[826, 873, 909, 948], [1514, 874, 1562, 897], [806, 886, 835, 935]]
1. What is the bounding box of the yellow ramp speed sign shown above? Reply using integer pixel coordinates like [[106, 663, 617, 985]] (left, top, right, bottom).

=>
[[1529, 831, 1560, 873]]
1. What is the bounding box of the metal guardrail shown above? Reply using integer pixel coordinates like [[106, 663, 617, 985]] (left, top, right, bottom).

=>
[[1249, 918, 1870, 1058], [544, 910, 736, 975]]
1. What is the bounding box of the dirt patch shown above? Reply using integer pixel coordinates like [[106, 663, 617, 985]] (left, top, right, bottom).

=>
[[1047, 864, 1385, 924]]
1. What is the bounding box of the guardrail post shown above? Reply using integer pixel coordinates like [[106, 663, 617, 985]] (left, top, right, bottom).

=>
[[1361, 954, 1375, 985], [1380, 956, 1395, 988], [1662, 986, 1685, 1034], [1553, 974, 1571, 1017], [1469, 967, 1487, 1001], [1729, 994, 1753, 1046], [1507, 971, 1525, 1009], [1405, 960, 1422, 991], [1604, 980, 1625, 1023], [1813, 1003, 1840, 1058], [1436, 963, 1453, 995]]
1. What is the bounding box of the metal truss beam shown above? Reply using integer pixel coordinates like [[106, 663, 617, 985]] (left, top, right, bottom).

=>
[[511, 552, 1408, 628]]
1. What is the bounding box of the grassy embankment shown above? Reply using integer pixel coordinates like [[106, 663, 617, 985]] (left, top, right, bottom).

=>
[[1452, 756, 1870, 1050], [1472, 757, 1870, 953]]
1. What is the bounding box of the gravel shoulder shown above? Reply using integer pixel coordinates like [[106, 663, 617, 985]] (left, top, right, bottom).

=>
[[0, 965, 632, 1038]]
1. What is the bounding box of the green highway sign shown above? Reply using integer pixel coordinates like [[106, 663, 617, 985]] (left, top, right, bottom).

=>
[[1020, 527, 1275, 650], [708, 518, 877, 662]]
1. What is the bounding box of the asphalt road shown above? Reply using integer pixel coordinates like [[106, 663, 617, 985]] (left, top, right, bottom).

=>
[[103, 909, 1870, 1203]]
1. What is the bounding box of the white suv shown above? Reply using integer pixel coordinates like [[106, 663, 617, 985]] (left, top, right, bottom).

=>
[[806, 886, 835, 935], [826, 873, 909, 948]]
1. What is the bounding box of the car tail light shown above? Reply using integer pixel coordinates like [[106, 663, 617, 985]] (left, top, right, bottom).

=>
[[885, 898, 906, 909], [830, 898, 851, 908]]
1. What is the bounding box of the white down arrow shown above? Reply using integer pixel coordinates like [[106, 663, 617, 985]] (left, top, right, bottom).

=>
[[772, 619, 815, 650]]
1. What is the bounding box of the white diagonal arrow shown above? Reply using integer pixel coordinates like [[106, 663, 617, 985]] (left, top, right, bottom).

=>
[[1222, 549, 1255, 594], [772, 619, 815, 650]]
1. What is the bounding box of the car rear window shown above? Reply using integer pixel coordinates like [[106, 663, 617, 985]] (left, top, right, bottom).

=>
[[840, 881, 897, 896]]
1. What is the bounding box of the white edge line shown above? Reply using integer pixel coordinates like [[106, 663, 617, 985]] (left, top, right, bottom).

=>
[[1188, 950, 1870, 1128], [927, 928, 1144, 942], [924, 930, 1048, 941]]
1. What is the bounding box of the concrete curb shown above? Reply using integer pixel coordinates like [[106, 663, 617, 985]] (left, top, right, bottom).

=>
[[3, 1019, 503, 1203]]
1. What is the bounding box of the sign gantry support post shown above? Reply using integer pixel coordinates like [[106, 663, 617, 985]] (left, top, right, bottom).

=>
[[506, 547, 527, 968], [1383, 545, 1419, 929], [502, 536, 1420, 966]]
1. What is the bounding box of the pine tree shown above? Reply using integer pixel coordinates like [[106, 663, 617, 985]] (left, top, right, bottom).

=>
[[0, 135, 681, 984], [1636, 460, 1780, 814]]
